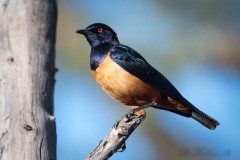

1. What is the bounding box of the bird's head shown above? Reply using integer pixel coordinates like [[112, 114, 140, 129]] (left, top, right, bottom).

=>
[[76, 23, 119, 47]]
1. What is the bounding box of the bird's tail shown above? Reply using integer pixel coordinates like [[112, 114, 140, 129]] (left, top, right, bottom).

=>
[[192, 110, 220, 130]]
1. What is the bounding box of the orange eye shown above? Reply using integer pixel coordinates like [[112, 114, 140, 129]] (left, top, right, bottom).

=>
[[97, 27, 103, 33]]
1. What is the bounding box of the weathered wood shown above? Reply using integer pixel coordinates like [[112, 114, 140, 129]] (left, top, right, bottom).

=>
[[0, 0, 57, 160], [86, 103, 157, 160], [86, 113, 145, 160]]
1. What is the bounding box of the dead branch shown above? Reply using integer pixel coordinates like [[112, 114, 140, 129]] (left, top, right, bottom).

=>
[[86, 102, 157, 160]]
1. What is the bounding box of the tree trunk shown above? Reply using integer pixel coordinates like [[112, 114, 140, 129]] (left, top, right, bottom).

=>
[[0, 0, 57, 160]]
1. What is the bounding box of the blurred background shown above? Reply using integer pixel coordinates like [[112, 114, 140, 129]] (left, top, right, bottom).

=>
[[55, 0, 240, 160]]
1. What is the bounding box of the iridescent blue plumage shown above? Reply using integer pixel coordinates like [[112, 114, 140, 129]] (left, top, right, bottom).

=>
[[77, 23, 220, 129]]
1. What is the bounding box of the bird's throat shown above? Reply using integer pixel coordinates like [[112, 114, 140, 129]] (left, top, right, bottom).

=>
[[90, 43, 114, 70]]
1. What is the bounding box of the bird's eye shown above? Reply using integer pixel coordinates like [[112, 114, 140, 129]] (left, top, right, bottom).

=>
[[97, 27, 104, 33]]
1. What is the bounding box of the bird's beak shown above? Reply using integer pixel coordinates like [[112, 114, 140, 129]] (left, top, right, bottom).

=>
[[76, 29, 87, 35]]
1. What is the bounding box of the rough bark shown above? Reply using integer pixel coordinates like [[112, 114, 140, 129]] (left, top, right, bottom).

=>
[[0, 0, 57, 160], [86, 103, 156, 160], [86, 113, 145, 160]]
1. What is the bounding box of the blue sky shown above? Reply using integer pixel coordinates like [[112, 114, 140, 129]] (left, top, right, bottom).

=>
[[56, 1, 240, 159]]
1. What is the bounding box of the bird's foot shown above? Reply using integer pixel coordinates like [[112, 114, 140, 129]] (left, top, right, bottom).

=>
[[125, 102, 157, 122], [131, 102, 157, 114]]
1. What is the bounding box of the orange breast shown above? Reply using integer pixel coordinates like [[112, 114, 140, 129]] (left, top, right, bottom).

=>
[[92, 53, 161, 106]]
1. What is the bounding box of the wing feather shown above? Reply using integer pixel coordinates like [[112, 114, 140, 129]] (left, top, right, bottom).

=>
[[110, 44, 198, 111]]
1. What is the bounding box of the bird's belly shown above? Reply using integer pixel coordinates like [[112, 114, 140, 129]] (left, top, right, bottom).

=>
[[92, 54, 161, 106]]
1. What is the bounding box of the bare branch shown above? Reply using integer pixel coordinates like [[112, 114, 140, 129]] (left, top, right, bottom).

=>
[[86, 102, 157, 160], [86, 113, 145, 160]]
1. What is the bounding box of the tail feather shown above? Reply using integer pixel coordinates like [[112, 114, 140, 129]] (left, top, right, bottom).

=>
[[192, 110, 220, 130]]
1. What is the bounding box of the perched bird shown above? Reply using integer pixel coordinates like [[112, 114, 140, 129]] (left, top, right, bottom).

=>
[[76, 23, 219, 130]]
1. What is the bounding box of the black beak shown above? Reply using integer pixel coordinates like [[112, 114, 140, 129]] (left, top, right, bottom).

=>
[[76, 29, 87, 35]]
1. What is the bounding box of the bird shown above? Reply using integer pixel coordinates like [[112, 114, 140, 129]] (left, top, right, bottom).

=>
[[76, 23, 220, 130]]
